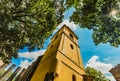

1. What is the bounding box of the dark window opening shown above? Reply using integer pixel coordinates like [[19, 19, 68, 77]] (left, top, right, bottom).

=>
[[70, 44, 74, 50], [69, 33, 73, 39], [72, 74, 76, 81], [44, 72, 55, 81]]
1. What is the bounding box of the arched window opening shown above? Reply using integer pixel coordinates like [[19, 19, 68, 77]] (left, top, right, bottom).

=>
[[70, 44, 74, 50], [44, 72, 55, 81], [72, 74, 76, 81]]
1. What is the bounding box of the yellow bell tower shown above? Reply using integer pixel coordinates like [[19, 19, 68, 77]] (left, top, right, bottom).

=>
[[30, 24, 85, 81]]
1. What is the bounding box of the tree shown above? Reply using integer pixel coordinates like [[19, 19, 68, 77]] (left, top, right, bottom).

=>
[[0, 0, 65, 62], [85, 67, 110, 81], [70, 0, 120, 47], [0, 0, 120, 62]]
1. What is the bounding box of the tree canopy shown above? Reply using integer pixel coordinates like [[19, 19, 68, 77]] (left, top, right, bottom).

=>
[[0, 0, 120, 62], [0, 0, 62, 62], [85, 67, 110, 81], [70, 0, 120, 47]]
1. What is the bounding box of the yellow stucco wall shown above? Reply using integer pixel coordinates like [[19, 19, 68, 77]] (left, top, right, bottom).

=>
[[30, 25, 85, 81], [30, 55, 57, 81], [54, 61, 84, 81]]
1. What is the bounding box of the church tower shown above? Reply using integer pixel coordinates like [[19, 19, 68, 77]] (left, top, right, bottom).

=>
[[30, 25, 85, 81]]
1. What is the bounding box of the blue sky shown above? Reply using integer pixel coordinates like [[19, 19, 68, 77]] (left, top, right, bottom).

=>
[[75, 27, 120, 66], [9, 7, 120, 81]]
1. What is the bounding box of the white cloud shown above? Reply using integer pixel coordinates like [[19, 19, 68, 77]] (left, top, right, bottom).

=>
[[19, 60, 32, 69], [19, 49, 45, 61], [86, 55, 116, 81], [86, 56, 113, 74], [54, 20, 78, 33], [18, 49, 45, 69], [106, 75, 116, 81]]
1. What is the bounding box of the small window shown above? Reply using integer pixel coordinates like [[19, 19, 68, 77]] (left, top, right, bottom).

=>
[[69, 33, 73, 39], [50, 44, 54, 49], [72, 74, 76, 81], [44, 72, 55, 81], [70, 44, 74, 50]]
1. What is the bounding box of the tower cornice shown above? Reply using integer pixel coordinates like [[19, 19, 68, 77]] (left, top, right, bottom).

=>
[[51, 24, 78, 41]]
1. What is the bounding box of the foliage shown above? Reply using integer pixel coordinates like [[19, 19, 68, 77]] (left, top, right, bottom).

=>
[[0, 69, 5, 76], [0, 69, 13, 80], [0, 0, 65, 62], [70, 0, 120, 47], [85, 67, 110, 81]]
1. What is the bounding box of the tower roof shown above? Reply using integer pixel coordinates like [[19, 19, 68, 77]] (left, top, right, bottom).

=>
[[51, 24, 78, 40]]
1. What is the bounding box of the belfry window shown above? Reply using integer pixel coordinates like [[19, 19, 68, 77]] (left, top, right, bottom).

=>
[[69, 33, 73, 39], [72, 74, 76, 81]]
